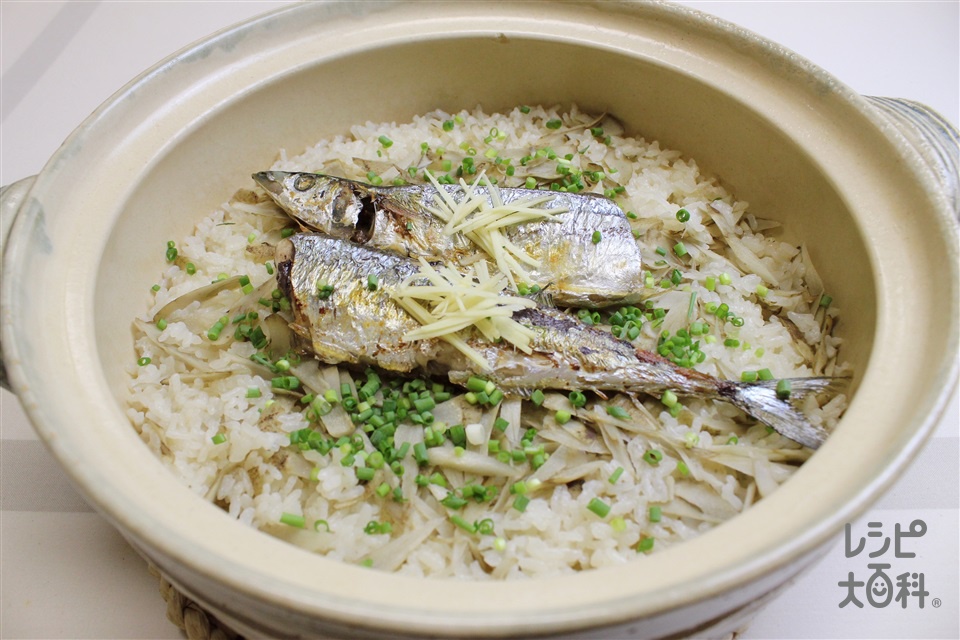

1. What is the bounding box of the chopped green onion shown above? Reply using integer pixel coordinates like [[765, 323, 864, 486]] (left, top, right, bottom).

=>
[[413, 442, 429, 466], [271, 376, 301, 390], [819, 293, 833, 308], [655, 246, 667, 257], [316, 282, 334, 299], [545, 118, 563, 129], [587, 497, 611, 518], [367, 274, 379, 291], [475, 518, 495, 535], [156, 318, 167, 331], [740, 370, 759, 383], [673, 242, 688, 257], [592, 230, 602, 244], [206, 315, 229, 341], [355, 467, 376, 482], [636, 536, 654, 553], [776, 379, 792, 399], [413, 397, 436, 413], [719, 272, 732, 286], [756, 284, 769, 298], [280, 513, 305, 528], [606, 405, 629, 420], [643, 449, 663, 466], [246, 387, 261, 398], [137, 356, 151, 366], [757, 368, 774, 381], [281, 227, 296, 238], [568, 391, 587, 408], [530, 389, 545, 406], [608, 467, 624, 484], [513, 495, 530, 512], [465, 376, 488, 392], [378, 135, 393, 148], [676, 208, 691, 223], [661, 390, 678, 408], [649, 506, 662, 522], [450, 515, 476, 533], [676, 460, 691, 476], [554, 410, 572, 425], [364, 520, 392, 535], [441, 493, 468, 510], [185, 263, 196, 276]]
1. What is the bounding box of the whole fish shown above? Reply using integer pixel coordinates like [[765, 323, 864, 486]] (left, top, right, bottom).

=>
[[276, 234, 843, 449], [254, 171, 644, 307]]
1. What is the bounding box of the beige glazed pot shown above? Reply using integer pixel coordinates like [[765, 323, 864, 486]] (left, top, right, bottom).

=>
[[1, 2, 958, 639]]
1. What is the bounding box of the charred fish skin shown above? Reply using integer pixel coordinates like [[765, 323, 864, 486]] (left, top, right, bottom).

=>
[[277, 234, 837, 449], [256, 171, 644, 307]]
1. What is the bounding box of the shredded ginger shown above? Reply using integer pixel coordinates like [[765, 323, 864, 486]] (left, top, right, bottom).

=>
[[423, 170, 566, 287], [391, 259, 536, 371]]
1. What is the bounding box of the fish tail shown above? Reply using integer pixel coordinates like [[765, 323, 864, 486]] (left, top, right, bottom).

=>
[[720, 377, 848, 450]]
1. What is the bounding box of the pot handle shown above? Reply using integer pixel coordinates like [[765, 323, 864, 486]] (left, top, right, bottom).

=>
[[0, 175, 38, 391], [864, 97, 960, 218]]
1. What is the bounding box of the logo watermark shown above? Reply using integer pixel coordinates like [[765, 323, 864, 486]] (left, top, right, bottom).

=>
[[838, 519, 938, 609]]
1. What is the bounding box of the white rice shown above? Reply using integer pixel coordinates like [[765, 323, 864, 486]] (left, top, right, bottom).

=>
[[127, 105, 850, 578]]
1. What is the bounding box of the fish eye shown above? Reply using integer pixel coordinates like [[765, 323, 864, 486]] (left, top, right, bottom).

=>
[[294, 174, 316, 191]]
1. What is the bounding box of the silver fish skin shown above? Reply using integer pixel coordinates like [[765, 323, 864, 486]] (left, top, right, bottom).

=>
[[276, 234, 841, 449], [256, 171, 644, 308]]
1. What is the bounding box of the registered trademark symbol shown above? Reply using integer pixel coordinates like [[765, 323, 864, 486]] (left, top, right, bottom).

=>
[[932, 598, 942, 608]]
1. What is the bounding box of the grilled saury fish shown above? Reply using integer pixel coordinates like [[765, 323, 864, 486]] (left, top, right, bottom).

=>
[[255, 171, 644, 308], [276, 234, 842, 449]]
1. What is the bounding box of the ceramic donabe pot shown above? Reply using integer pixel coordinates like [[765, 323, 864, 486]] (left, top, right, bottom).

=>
[[2, 2, 957, 638]]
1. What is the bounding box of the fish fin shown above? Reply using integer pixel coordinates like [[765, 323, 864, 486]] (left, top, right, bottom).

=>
[[527, 283, 556, 308], [722, 377, 849, 450], [501, 387, 536, 399]]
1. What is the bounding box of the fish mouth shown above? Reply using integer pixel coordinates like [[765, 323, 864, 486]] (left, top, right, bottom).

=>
[[252, 171, 284, 195]]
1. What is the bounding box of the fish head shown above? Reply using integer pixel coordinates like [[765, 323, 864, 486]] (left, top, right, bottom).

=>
[[252, 171, 376, 243]]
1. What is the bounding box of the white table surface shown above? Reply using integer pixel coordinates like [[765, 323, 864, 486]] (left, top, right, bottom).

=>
[[1, 2, 957, 639]]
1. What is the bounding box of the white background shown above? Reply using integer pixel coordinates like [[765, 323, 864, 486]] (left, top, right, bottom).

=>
[[1, 2, 957, 639]]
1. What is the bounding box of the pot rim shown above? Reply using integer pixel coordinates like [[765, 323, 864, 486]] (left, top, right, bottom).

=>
[[2, 1, 957, 636]]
